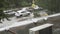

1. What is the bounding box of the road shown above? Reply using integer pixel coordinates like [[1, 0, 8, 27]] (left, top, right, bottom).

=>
[[0, 13, 60, 34]]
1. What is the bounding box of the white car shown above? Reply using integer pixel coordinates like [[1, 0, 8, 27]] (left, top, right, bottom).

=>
[[15, 11, 30, 16], [15, 9, 31, 17], [4, 10, 15, 15]]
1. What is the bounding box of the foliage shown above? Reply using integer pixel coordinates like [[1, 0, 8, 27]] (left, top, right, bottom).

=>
[[48, 0, 60, 13], [1, 0, 59, 13], [0, 0, 60, 23], [0, 0, 10, 23]]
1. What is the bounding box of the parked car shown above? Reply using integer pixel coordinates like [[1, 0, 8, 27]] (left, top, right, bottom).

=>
[[14, 7, 34, 18], [4, 10, 15, 14], [4, 10, 15, 16], [15, 10, 31, 17]]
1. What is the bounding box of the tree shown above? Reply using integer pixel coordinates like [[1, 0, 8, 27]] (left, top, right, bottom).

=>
[[0, 1, 17, 34], [0, 0, 10, 23], [48, 0, 60, 13]]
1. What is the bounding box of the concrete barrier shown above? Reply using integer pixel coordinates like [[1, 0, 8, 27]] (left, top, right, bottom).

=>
[[29, 23, 53, 34]]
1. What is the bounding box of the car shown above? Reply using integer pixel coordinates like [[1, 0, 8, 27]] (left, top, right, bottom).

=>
[[4, 10, 15, 14], [15, 9, 31, 18], [4, 10, 15, 16], [20, 11, 30, 16], [15, 11, 30, 16]]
